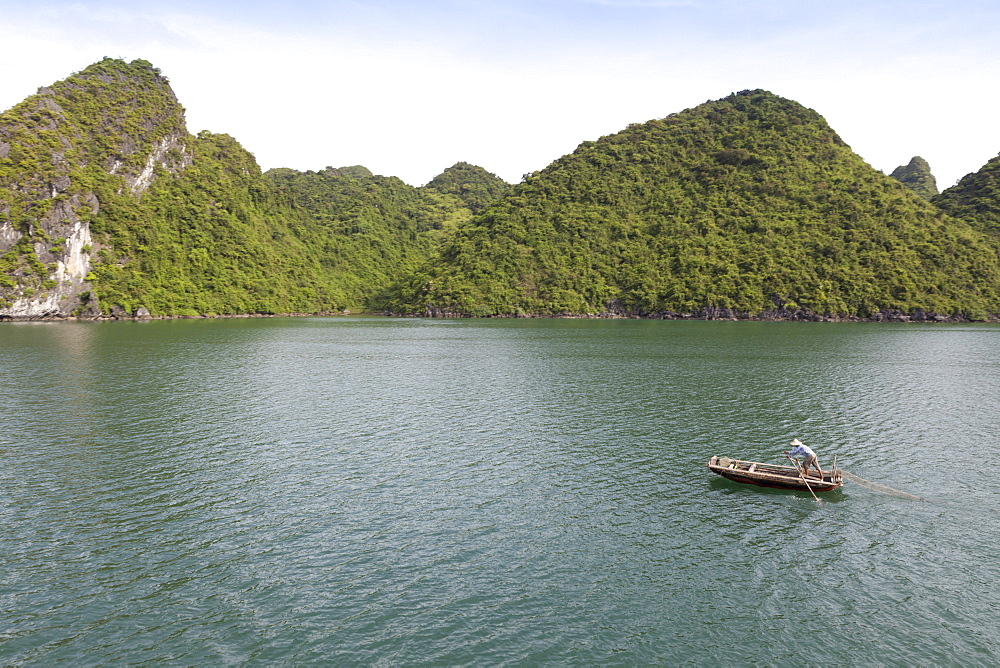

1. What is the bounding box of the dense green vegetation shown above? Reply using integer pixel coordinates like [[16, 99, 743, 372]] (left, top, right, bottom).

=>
[[1, 59, 477, 315], [0, 57, 187, 309], [83, 145, 482, 314], [933, 153, 1000, 239], [86, 131, 347, 315], [0, 59, 338, 315], [424, 162, 511, 214], [889, 156, 938, 200], [382, 90, 1000, 319], [264, 166, 472, 307], [4, 62, 1000, 321]]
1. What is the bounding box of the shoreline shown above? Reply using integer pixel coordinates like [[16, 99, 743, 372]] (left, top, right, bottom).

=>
[[0, 311, 351, 323], [2, 308, 997, 324]]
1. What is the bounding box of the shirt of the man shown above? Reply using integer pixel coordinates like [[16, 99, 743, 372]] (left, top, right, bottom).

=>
[[788, 444, 815, 458]]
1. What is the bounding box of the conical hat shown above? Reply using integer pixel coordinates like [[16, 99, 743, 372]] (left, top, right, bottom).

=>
[[790, 438, 803, 446]]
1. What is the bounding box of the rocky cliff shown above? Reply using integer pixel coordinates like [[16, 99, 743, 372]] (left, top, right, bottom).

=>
[[0, 58, 191, 317]]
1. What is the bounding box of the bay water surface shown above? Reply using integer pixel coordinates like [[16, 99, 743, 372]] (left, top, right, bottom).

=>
[[1, 317, 998, 665]]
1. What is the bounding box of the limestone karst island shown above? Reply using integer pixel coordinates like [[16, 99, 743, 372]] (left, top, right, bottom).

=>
[[3, 58, 1000, 321]]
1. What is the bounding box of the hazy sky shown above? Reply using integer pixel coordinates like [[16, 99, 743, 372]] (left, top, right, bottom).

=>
[[1, 0, 998, 187]]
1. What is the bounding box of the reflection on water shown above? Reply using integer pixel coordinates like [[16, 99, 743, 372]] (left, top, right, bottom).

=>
[[1, 318, 997, 665]]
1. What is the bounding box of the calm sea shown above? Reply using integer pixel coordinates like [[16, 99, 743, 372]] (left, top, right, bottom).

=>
[[1, 317, 997, 665]]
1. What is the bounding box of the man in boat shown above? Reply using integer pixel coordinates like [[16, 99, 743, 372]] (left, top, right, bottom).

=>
[[785, 438, 823, 478]]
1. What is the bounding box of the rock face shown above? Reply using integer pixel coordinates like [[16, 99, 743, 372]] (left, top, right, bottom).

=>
[[0, 58, 191, 317]]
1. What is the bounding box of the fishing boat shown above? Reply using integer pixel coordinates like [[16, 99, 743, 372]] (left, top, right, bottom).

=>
[[707, 455, 844, 492]]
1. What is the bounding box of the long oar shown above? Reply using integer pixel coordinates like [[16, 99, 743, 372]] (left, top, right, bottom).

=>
[[786, 454, 822, 505]]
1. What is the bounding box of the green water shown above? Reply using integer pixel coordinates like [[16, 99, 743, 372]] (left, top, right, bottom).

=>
[[1, 318, 997, 665]]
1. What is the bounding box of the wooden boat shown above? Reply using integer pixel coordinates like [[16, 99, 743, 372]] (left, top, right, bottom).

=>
[[707, 455, 844, 492]]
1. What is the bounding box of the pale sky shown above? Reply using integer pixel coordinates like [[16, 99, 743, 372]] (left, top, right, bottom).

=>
[[1, 1, 998, 188]]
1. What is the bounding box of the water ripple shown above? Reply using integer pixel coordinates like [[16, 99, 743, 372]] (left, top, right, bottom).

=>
[[1, 319, 998, 664]]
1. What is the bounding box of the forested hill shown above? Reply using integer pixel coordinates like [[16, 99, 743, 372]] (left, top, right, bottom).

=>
[[263, 166, 473, 307], [4, 62, 1000, 321], [932, 153, 1000, 238], [382, 90, 1000, 319], [0, 59, 483, 317], [424, 162, 512, 214], [1, 57, 191, 316]]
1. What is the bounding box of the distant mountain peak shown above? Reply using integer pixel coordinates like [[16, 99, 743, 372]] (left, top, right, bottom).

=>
[[933, 152, 1000, 236], [424, 162, 510, 214], [890, 156, 938, 199], [321, 165, 373, 179]]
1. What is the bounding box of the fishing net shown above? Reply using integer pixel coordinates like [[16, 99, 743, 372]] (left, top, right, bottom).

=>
[[841, 471, 923, 501]]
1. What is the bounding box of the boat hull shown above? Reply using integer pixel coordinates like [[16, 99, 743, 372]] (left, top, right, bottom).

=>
[[707, 456, 844, 492]]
